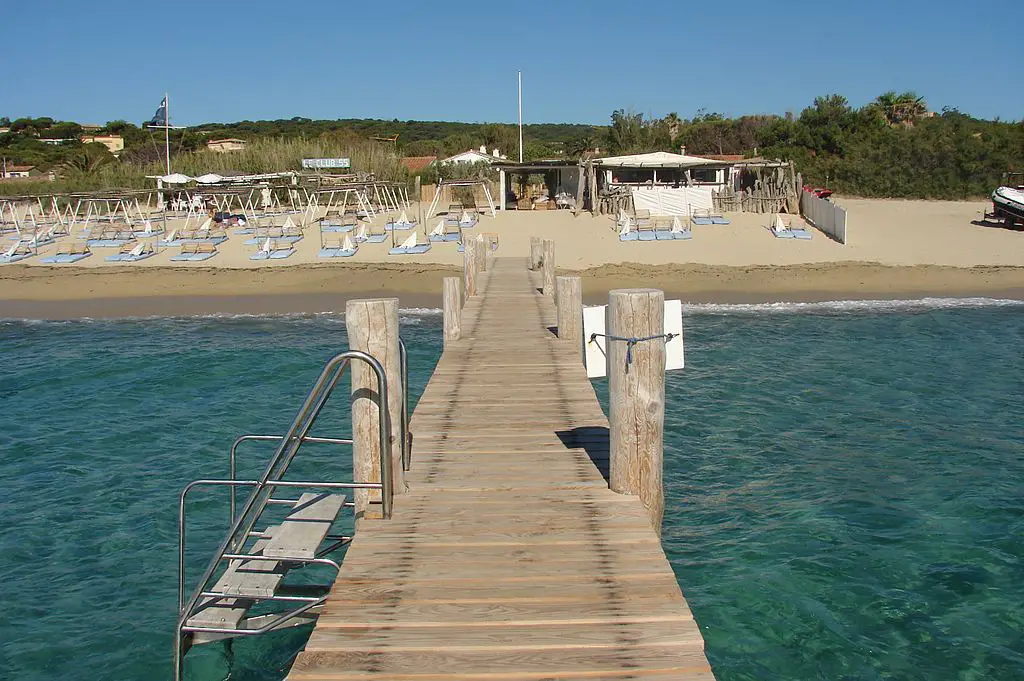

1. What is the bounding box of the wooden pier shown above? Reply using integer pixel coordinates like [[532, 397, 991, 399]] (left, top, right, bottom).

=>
[[287, 257, 714, 680]]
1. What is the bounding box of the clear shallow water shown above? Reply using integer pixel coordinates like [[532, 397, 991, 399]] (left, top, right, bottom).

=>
[[2, 303, 1022, 680]]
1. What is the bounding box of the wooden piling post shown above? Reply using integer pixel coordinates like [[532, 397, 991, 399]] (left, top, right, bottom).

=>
[[476, 233, 487, 273], [442, 277, 461, 346], [556, 276, 583, 346], [346, 298, 405, 520], [530, 237, 542, 270], [542, 239, 556, 296], [607, 289, 665, 535], [463, 237, 479, 297]]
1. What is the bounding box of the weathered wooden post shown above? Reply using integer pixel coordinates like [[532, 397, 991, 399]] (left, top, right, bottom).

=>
[[476, 233, 487, 272], [442, 276, 461, 346], [542, 239, 556, 296], [530, 237, 542, 270], [463, 237, 479, 297], [484, 235, 495, 271], [346, 298, 405, 520], [556, 276, 582, 346], [607, 289, 665, 535]]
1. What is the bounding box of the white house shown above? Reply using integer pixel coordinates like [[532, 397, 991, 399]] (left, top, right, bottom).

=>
[[439, 146, 507, 165]]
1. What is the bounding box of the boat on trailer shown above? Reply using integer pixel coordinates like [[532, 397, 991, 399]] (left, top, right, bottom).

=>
[[990, 173, 1024, 226]]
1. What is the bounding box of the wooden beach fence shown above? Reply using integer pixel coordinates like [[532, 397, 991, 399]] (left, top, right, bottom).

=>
[[800, 190, 848, 244]]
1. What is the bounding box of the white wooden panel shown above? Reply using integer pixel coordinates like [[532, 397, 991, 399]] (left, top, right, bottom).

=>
[[583, 305, 608, 379]]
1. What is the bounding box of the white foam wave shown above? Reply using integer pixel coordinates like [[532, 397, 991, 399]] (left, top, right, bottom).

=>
[[684, 297, 1024, 316], [0, 307, 443, 325]]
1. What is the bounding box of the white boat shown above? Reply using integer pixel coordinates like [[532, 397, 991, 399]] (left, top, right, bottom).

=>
[[992, 185, 1024, 224]]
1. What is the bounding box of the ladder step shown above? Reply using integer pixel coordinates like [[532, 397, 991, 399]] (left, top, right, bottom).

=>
[[262, 493, 346, 560], [185, 494, 346, 633]]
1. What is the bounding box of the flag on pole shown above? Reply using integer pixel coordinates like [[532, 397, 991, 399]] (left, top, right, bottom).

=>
[[147, 97, 167, 126]]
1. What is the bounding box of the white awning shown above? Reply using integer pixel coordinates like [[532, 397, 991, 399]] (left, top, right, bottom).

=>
[[593, 151, 722, 168], [159, 173, 193, 184], [194, 173, 225, 184]]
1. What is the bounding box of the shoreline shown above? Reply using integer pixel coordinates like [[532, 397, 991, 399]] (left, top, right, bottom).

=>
[[1, 262, 1022, 319]]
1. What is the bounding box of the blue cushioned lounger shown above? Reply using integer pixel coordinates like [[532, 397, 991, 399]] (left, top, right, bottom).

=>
[[250, 248, 295, 260], [87, 238, 133, 247], [690, 215, 714, 225], [104, 251, 156, 262], [318, 247, 357, 258], [770, 227, 812, 240], [41, 252, 91, 264], [390, 244, 431, 255]]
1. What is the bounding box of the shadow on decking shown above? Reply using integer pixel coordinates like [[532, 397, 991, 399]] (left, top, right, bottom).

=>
[[556, 426, 610, 483]]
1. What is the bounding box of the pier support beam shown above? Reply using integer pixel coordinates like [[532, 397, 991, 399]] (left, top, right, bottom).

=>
[[346, 298, 405, 520], [530, 237, 542, 270], [442, 277, 461, 346], [463, 238, 479, 297], [556, 275, 583, 349], [607, 288, 665, 535], [542, 239, 556, 296]]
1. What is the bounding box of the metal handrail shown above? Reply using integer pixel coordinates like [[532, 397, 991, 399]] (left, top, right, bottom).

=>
[[229, 434, 354, 525], [174, 349, 395, 681], [399, 338, 410, 471], [178, 478, 384, 611]]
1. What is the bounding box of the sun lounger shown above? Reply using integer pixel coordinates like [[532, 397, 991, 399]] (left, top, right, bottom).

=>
[[320, 215, 358, 233], [87, 224, 136, 247], [0, 241, 35, 264], [386, 210, 417, 231], [618, 216, 639, 242], [319, 234, 357, 258], [250, 238, 296, 261], [104, 241, 156, 262], [352, 224, 387, 244], [133, 220, 164, 238], [769, 214, 812, 240], [633, 209, 652, 227], [41, 243, 92, 264], [427, 220, 460, 242], [654, 216, 692, 241], [389, 231, 431, 255], [458, 210, 478, 228], [170, 242, 219, 262], [690, 209, 714, 226]]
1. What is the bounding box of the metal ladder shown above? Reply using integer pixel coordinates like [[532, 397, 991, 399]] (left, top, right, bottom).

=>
[[173, 343, 410, 681]]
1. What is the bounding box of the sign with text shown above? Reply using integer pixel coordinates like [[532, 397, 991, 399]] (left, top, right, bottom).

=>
[[302, 158, 351, 169]]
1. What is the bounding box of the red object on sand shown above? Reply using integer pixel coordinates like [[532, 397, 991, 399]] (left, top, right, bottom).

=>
[[803, 185, 833, 199]]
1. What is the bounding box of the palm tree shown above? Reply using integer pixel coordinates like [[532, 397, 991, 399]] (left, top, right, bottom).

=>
[[873, 91, 929, 127], [663, 112, 683, 142], [63, 142, 116, 173]]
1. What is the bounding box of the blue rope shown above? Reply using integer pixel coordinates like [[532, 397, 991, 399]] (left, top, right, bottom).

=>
[[588, 332, 677, 372]]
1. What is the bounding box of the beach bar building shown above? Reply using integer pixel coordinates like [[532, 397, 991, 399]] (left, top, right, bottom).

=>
[[592, 151, 732, 216], [494, 159, 583, 210]]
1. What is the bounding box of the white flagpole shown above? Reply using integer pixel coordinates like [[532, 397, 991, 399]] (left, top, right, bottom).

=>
[[164, 92, 171, 175], [517, 72, 523, 163]]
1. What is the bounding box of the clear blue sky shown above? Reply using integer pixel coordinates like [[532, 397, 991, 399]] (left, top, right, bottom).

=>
[[4, 0, 1020, 126]]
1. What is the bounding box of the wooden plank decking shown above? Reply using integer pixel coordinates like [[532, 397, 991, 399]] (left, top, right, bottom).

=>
[[288, 257, 714, 680]]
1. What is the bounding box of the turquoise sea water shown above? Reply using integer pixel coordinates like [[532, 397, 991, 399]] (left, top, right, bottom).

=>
[[2, 301, 1022, 680]]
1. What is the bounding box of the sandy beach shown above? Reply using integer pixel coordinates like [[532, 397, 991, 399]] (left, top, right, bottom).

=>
[[2, 198, 1022, 318]]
